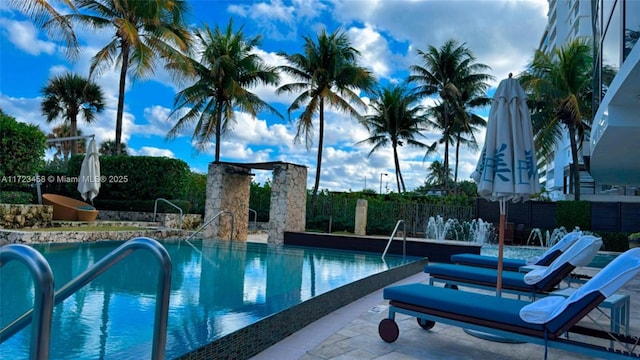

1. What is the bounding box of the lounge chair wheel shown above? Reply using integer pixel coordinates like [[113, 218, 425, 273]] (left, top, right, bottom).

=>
[[378, 318, 399, 343], [417, 318, 435, 330], [445, 283, 458, 290]]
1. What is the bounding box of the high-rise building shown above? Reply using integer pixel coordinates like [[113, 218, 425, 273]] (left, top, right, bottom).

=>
[[538, 0, 639, 200]]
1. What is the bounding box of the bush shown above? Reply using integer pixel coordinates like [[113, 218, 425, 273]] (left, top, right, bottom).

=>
[[593, 232, 630, 252], [0, 191, 33, 204], [67, 155, 191, 201], [556, 200, 590, 230], [0, 110, 46, 188], [184, 172, 207, 215]]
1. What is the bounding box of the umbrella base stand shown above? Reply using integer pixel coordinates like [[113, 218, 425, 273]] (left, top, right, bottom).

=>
[[463, 329, 524, 343]]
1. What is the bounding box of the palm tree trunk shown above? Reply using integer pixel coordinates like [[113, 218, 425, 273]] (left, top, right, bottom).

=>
[[310, 100, 324, 215], [393, 144, 405, 193], [115, 43, 130, 156], [443, 104, 450, 194], [215, 105, 223, 162], [454, 134, 461, 196], [70, 113, 78, 155], [568, 124, 581, 200]]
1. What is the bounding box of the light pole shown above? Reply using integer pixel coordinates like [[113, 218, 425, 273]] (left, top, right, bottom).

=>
[[379, 173, 388, 194]]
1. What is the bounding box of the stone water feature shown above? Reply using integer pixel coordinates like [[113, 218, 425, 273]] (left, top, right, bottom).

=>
[[424, 215, 495, 244]]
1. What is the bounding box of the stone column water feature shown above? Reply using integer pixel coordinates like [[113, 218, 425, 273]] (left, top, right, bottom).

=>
[[204, 163, 251, 240], [354, 199, 367, 236], [268, 163, 307, 244]]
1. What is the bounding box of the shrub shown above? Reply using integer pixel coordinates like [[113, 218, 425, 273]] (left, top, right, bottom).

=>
[[67, 155, 191, 201], [556, 200, 590, 230], [0, 191, 33, 204], [0, 110, 46, 189]]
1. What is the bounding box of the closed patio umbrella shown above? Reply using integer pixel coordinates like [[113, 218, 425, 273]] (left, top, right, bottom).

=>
[[78, 139, 101, 203], [471, 74, 540, 296]]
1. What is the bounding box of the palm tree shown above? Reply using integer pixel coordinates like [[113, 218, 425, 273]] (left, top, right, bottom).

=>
[[520, 38, 593, 200], [41, 73, 105, 155], [277, 28, 376, 208], [167, 20, 281, 161], [99, 139, 128, 155], [357, 85, 427, 193], [425, 160, 451, 188], [450, 85, 490, 190], [409, 39, 493, 194], [47, 124, 87, 161], [9, 0, 78, 58], [64, 0, 192, 155]]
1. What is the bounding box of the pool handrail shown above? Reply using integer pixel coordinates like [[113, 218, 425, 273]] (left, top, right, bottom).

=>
[[186, 210, 235, 242], [153, 198, 183, 229], [0, 244, 55, 360], [382, 220, 406, 260], [0, 237, 172, 360]]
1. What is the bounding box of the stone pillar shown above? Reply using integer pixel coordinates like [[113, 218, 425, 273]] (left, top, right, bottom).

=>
[[204, 163, 251, 240], [268, 163, 307, 244], [354, 199, 368, 236]]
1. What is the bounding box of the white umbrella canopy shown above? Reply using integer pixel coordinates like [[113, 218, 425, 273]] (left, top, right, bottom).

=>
[[78, 139, 101, 203], [471, 74, 540, 295]]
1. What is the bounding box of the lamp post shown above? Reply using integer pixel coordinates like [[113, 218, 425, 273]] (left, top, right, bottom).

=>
[[379, 173, 388, 194]]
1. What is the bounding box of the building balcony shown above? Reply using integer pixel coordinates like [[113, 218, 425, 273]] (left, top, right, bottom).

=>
[[590, 43, 640, 185]]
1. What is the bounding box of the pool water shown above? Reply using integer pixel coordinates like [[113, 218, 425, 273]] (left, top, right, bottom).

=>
[[481, 245, 617, 268], [0, 239, 416, 359]]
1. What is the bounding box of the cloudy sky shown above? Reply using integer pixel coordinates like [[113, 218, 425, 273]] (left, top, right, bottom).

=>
[[0, 0, 549, 193]]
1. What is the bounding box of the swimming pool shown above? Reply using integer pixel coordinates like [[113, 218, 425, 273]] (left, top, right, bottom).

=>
[[0, 239, 420, 359], [480, 245, 617, 268]]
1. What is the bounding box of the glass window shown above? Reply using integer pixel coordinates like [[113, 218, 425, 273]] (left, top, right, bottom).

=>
[[624, 0, 640, 61]]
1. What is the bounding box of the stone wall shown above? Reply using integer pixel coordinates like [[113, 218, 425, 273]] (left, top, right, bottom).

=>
[[268, 163, 307, 244], [98, 210, 202, 230], [204, 163, 251, 240], [0, 228, 188, 245], [0, 204, 53, 229]]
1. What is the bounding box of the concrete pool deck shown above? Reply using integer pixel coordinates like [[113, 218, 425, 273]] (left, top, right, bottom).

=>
[[248, 235, 640, 360]]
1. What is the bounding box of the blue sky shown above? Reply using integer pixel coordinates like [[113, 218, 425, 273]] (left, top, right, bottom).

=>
[[0, 0, 548, 192]]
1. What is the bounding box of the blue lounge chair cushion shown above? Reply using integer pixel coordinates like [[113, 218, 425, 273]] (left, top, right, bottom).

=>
[[425, 263, 535, 291], [384, 283, 543, 331], [450, 253, 526, 271], [77, 205, 95, 210]]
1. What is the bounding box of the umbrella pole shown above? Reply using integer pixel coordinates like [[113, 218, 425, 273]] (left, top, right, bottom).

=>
[[497, 201, 506, 297]]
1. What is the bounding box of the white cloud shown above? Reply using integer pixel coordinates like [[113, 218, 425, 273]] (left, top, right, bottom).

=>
[[0, 19, 55, 55], [130, 146, 175, 158]]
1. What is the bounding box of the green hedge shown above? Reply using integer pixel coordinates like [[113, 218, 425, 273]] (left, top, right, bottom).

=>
[[0, 191, 33, 204], [556, 200, 590, 231], [0, 110, 46, 187], [67, 155, 191, 201]]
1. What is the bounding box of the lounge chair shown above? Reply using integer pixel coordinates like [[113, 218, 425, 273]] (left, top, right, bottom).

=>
[[42, 193, 99, 222], [379, 248, 640, 360], [450, 231, 583, 271], [425, 235, 602, 297]]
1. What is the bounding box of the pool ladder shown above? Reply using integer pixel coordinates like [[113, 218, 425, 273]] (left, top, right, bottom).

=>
[[0, 237, 172, 360], [381, 220, 407, 260]]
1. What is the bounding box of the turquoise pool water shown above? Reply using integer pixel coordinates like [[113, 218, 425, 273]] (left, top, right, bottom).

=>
[[480, 245, 617, 268], [0, 239, 416, 359]]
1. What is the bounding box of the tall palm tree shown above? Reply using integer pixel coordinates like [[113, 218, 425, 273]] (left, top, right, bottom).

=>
[[41, 72, 105, 155], [408, 39, 492, 193], [450, 85, 490, 189], [99, 139, 128, 155], [520, 38, 593, 200], [9, 0, 79, 59], [357, 85, 427, 193], [64, 0, 192, 155], [167, 20, 281, 161], [277, 28, 376, 208], [47, 124, 87, 161], [425, 160, 451, 188]]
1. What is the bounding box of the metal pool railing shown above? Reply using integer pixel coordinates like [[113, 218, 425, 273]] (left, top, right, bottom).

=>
[[153, 198, 183, 229], [0, 237, 172, 360], [382, 220, 406, 260]]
